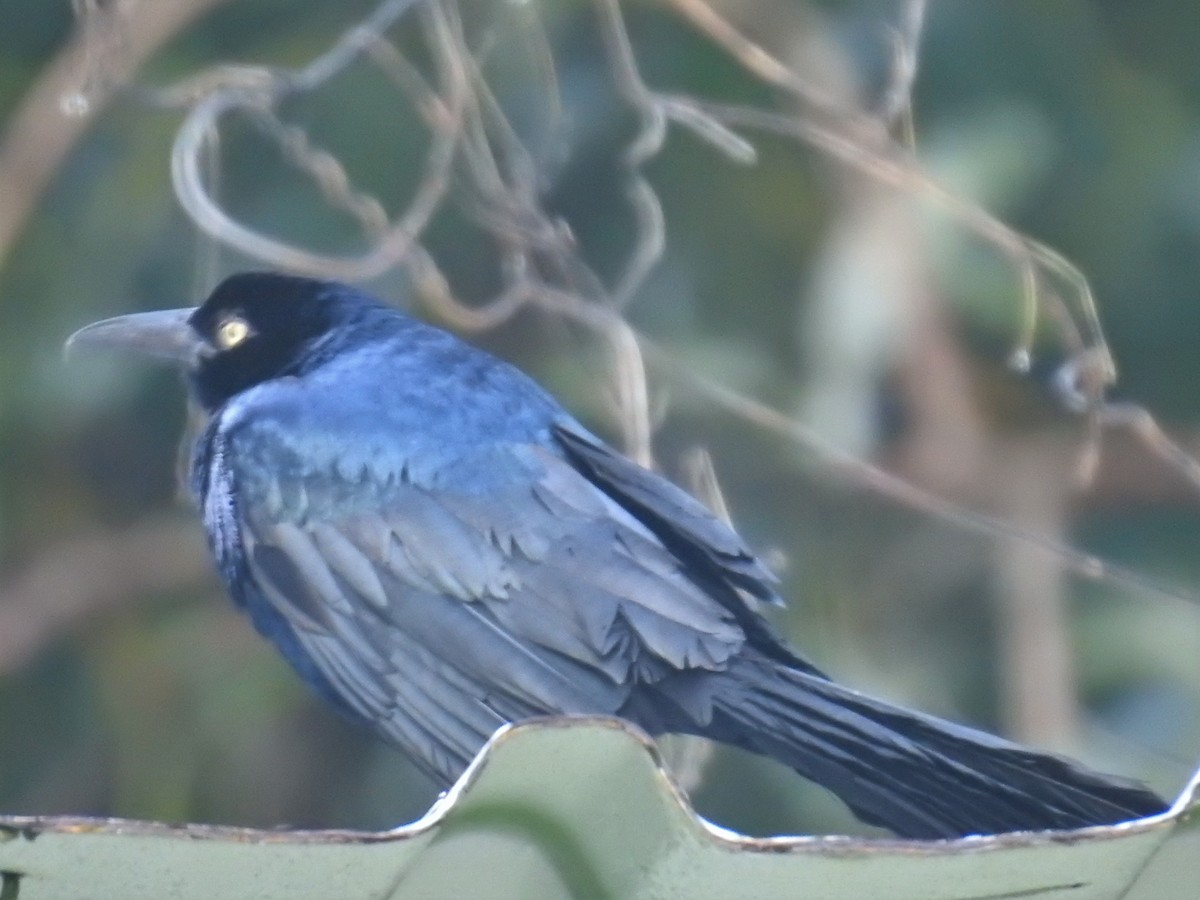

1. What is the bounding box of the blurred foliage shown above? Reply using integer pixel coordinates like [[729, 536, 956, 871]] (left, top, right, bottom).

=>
[[0, 0, 1196, 866]]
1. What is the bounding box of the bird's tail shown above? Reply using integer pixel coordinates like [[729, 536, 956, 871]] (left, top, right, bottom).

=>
[[688, 656, 1168, 839]]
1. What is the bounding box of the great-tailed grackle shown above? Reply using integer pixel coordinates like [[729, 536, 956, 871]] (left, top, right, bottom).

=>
[[68, 272, 1167, 838]]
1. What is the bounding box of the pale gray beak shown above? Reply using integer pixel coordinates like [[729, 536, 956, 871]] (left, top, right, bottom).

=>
[[65, 308, 203, 366]]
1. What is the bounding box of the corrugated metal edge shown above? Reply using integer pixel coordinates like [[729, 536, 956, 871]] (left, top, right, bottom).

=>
[[1, 715, 1194, 852]]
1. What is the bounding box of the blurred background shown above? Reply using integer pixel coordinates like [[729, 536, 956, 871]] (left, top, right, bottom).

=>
[[0, 0, 1197, 848]]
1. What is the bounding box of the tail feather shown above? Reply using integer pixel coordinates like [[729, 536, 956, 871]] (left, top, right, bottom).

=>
[[693, 657, 1168, 839]]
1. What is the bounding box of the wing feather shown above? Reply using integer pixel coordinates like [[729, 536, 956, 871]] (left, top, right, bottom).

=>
[[208, 410, 763, 783], [309, 522, 390, 610], [553, 422, 781, 602]]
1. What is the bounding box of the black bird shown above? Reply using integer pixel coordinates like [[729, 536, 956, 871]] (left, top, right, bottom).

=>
[[68, 272, 1167, 839]]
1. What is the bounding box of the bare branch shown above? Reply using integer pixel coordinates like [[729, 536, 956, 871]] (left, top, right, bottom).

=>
[[0, 517, 213, 676], [879, 0, 927, 143], [0, 0, 236, 274]]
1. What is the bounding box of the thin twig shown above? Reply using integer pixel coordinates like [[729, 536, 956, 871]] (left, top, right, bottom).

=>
[[0, 517, 214, 676], [0, 0, 235, 274], [879, 0, 927, 144], [481, 280, 1200, 610], [168, 0, 450, 279]]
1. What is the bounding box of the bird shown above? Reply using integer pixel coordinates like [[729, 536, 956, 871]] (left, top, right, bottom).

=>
[[67, 271, 1168, 839]]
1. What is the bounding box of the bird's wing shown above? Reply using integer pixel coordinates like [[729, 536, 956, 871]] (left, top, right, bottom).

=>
[[550, 420, 827, 677], [552, 421, 781, 603], [207, 416, 751, 782]]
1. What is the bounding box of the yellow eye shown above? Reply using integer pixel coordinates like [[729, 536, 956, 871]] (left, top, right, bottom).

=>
[[215, 315, 252, 350]]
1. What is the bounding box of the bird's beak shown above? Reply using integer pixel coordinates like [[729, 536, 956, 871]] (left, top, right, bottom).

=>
[[65, 308, 204, 366]]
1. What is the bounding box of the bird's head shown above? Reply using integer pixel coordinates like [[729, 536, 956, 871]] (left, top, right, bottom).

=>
[[67, 272, 369, 411]]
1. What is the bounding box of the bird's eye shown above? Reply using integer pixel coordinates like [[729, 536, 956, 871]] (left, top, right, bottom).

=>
[[215, 315, 253, 350]]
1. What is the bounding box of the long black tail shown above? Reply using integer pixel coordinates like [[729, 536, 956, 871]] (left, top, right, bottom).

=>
[[688, 656, 1168, 839]]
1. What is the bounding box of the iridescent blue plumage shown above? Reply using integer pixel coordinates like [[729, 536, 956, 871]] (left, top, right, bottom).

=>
[[75, 272, 1167, 838]]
